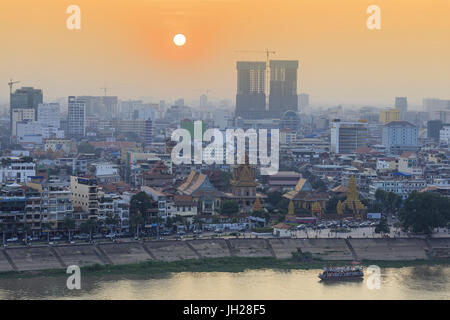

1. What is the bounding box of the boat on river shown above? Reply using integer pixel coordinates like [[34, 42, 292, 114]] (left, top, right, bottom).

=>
[[318, 265, 364, 281]]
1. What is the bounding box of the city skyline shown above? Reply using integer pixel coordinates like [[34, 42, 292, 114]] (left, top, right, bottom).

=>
[[1, 0, 449, 106]]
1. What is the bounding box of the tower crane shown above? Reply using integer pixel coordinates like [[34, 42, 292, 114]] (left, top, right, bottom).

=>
[[8, 79, 20, 94], [100, 87, 111, 96]]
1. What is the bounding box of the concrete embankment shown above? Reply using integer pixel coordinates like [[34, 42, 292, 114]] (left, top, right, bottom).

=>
[[0, 238, 448, 272]]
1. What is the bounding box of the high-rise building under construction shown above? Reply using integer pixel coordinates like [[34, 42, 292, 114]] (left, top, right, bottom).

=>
[[268, 60, 298, 118], [235, 60, 298, 119], [235, 61, 267, 119]]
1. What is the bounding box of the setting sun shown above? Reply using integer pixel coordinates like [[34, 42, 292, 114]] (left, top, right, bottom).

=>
[[173, 34, 186, 46]]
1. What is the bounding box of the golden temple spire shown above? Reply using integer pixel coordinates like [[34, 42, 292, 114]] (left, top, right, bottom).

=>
[[288, 200, 294, 215], [252, 197, 262, 212]]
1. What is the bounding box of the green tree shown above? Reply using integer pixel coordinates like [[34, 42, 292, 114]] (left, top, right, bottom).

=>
[[399, 191, 450, 234], [63, 217, 76, 241], [77, 142, 96, 154], [252, 210, 270, 226], [375, 217, 390, 235], [80, 219, 97, 241], [22, 223, 32, 244], [220, 200, 239, 216], [375, 189, 402, 214], [105, 213, 120, 234], [276, 198, 290, 214], [193, 216, 203, 230], [361, 198, 383, 213], [130, 192, 152, 237], [266, 191, 283, 208], [219, 171, 232, 192], [1, 225, 7, 245], [325, 196, 340, 214], [41, 222, 51, 243], [48, 167, 60, 176]]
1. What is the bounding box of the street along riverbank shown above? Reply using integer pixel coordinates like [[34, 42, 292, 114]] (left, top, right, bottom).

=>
[[0, 237, 448, 278]]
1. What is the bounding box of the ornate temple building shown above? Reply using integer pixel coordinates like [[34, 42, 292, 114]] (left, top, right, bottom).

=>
[[177, 171, 225, 215], [225, 162, 266, 213], [283, 178, 328, 218], [142, 161, 174, 188], [336, 175, 367, 219]]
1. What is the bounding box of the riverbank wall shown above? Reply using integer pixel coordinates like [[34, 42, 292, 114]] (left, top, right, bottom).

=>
[[0, 237, 449, 272]]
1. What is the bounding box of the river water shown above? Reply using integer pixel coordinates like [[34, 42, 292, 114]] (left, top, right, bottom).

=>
[[0, 266, 448, 300]]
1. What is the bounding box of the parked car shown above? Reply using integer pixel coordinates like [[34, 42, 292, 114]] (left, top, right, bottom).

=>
[[6, 237, 18, 243], [73, 234, 89, 240], [22, 236, 33, 243], [118, 232, 133, 238], [105, 233, 116, 239]]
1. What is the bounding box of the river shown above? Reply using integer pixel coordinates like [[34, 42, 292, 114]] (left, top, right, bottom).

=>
[[0, 266, 448, 300]]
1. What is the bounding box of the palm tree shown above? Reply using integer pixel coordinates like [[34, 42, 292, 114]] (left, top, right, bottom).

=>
[[105, 213, 120, 234], [41, 222, 51, 243], [80, 219, 96, 242], [129, 192, 152, 239], [23, 223, 32, 245], [63, 217, 76, 242], [96, 219, 104, 235], [1, 225, 7, 246], [193, 216, 203, 230], [130, 214, 145, 239]]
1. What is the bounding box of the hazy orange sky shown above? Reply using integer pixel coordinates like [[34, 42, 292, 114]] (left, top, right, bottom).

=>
[[1, 0, 449, 107]]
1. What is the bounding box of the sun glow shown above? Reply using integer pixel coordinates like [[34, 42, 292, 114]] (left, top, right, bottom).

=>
[[173, 34, 186, 46]]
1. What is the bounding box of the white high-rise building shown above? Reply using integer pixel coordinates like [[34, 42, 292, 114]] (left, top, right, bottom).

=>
[[382, 121, 418, 154], [67, 96, 86, 139], [423, 98, 450, 120], [330, 120, 368, 154], [439, 124, 450, 144], [12, 108, 35, 137], [15, 102, 64, 142], [38, 103, 61, 129], [298, 93, 310, 113]]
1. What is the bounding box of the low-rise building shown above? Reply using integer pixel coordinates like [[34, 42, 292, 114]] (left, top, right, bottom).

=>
[[370, 178, 427, 199], [28, 177, 73, 228], [398, 152, 423, 176], [91, 163, 120, 184], [0, 157, 36, 183], [0, 183, 41, 236]]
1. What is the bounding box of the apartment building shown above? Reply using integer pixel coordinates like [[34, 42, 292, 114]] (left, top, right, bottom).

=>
[[70, 176, 99, 218]]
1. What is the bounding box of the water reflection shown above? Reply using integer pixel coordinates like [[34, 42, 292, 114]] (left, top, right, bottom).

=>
[[0, 267, 448, 300], [393, 266, 450, 294]]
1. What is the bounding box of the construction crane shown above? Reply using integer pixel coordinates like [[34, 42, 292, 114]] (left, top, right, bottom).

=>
[[100, 87, 111, 96], [234, 49, 276, 101], [8, 79, 20, 94]]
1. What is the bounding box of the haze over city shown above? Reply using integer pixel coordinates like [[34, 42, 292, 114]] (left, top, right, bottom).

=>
[[1, 0, 449, 107], [0, 0, 449, 304]]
